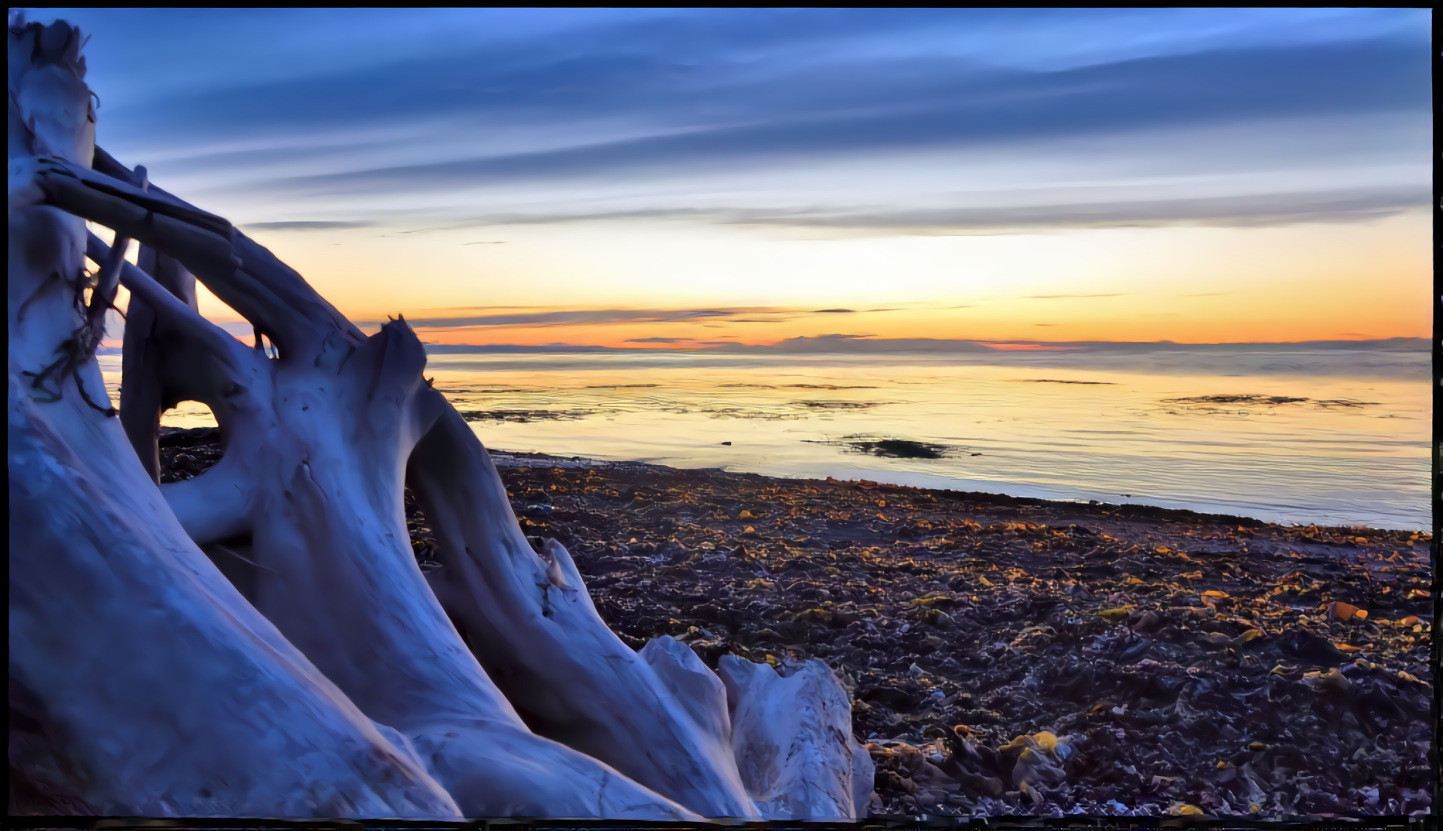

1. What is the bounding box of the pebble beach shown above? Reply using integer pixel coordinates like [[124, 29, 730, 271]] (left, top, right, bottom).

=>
[[159, 427, 1434, 818]]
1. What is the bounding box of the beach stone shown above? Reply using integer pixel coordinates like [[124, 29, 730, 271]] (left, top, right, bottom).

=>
[[1133, 610, 1166, 634], [149, 428, 1434, 819], [1328, 601, 1366, 622]]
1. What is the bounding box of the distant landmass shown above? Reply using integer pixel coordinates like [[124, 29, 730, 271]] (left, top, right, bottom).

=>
[[421, 336, 1427, 355], [102, 336, 1425, 358]]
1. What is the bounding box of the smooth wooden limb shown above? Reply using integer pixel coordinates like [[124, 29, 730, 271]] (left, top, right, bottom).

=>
[[120, 243, 200, 482], [87, 232, 248, 374], [407, 400, 760, 817], [94, 146, 364, 355], [37, 154, 345, 355], [720, 655, 875, 819]]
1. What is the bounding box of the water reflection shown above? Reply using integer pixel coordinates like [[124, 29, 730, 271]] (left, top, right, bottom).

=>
[[98, 349, 1429, 530]]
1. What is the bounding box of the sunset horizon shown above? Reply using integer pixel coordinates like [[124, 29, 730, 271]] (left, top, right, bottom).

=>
[[43, 7, 1427, 355], [16, 10, 1432, 821]]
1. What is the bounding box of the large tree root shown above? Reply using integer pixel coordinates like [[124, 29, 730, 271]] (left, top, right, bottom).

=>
[[9, 16, 468, 818], [408, 406, 759, 816], [8, 382, 465, 818], [11, 14, 872, 819]]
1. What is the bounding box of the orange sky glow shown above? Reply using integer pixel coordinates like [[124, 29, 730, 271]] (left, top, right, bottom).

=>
[[63, 7, 1427, 357], [100, 205, 1428, 354], [124, 208, 1422, 353]]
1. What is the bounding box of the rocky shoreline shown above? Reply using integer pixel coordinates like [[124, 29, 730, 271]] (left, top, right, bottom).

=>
[[159, 427, 1433, 818]]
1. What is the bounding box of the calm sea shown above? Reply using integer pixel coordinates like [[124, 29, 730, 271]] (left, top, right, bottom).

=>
[[101, 346, 1430, 531]]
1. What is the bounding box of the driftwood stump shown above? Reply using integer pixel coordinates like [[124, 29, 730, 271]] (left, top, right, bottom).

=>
[[8, 13, 872, 819]]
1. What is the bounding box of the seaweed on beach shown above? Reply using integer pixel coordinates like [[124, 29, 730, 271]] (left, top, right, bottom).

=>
[[434, 387, 532, 394], [795, 401, 883, 409], [157, 429, 1433, 818], [701, 407, 810, 420], [458, 408, 596, 423], [486, 459, 1429, 819], [1163, 395, 1379, 408], [157, 426, 225, 481], [805, 436, 951, 459], [479, 455, 1431, 818]]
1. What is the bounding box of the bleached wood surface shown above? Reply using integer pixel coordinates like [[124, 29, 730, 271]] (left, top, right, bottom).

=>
[[10, 12, 873, 819], [721, 656, 876, 819], [8, 15, 462, 817]]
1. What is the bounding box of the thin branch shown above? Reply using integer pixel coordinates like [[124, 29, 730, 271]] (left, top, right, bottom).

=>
[[37, 156, 314, 348], [48, 154, 232, 235], [94, 146, 364, 352], [119, 243, 184, 484], [137, 244, 199, 309], [86, 232, 249, 374], [39, 158, 242, 284], [83, 165, 145, 339]]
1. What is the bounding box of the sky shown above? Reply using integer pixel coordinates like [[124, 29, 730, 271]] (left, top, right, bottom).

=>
[[30, 8, 1434, 351]]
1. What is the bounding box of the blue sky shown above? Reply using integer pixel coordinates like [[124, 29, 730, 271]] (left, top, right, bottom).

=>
[[26, 8, 1433, 347]]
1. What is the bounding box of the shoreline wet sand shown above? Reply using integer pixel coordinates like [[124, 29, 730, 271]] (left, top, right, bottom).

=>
[[159, 427, 1433, 818]]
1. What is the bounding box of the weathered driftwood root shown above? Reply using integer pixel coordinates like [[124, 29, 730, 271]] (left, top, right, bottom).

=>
[[78, 164, 868, 817], [720, 655, 876, 819], [120, 243, 204, 482], [12, 13, 873, 819], [39, 145, 741, 817], [408, 407, 760, 817], [8, 17, 463, 817], [8, 385, 466, 818], [81, 228, 700, 819]]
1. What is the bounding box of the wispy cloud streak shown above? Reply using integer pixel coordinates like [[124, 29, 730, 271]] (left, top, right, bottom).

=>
[[366, 305, 885, 330], [242, 220, 377, 231], [415, 185, 1429, 236]]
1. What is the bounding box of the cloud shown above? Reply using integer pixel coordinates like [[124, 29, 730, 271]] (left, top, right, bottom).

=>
[[64, 9, 1428, 257], [241, 220, 376, 231], [974, 338, 1428, 353], [620, 336, 740, 347], [219, 36, 1425, 201], [1024, 293, 1124, 300], [78, 17, 1410, 189], [400, 309, 724, 329], [710, 334, 994, 354], [421, 342, 624, 355], [812, 308, 855, 313], [379, 305, 852, 330], [403, 184, 1428, 237], [721, 186, 1430, 234]]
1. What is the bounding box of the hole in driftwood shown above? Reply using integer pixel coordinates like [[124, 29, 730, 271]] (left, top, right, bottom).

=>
[[157, 421, 222, 483], [403, 484, 443, 573]]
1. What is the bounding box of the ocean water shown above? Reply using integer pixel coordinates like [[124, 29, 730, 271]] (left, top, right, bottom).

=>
[[102, 346, 1431, 531]]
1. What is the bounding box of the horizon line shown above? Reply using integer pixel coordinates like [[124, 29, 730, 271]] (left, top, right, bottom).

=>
[[414, 335, 1428, 355]]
